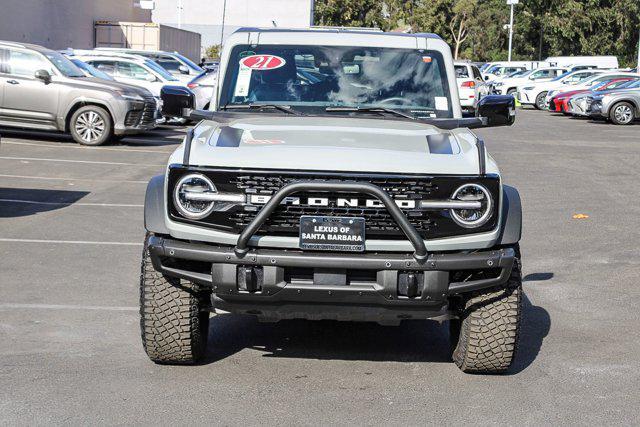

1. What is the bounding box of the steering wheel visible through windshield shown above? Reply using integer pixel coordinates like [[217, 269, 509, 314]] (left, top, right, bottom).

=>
[[219, 45, 453, 118]]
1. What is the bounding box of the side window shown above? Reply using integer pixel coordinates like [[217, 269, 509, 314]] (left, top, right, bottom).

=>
[[156, 55, 182, 72], [7, 49, 52, 77], [471, 66, 482, 79], [454, 65, 469, 78], [87, 60, 116, 75], [116, 62, 153, 81], [531, 70, 551, 80], [0, 48, 9, 74]]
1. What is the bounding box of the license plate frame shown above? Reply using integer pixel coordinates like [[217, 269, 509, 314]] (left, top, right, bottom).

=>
[[299, 216, 365, 252]]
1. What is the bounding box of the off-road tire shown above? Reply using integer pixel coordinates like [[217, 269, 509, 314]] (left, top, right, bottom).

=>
[[451, 253, 522, 374], [534, 92, 548, 110], [69, 105, 113, 146], [609, 101, 635, 125], [139, 234, 210, 364]]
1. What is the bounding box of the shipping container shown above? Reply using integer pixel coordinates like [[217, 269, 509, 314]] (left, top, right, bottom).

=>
[[94, 21, 201, 62]]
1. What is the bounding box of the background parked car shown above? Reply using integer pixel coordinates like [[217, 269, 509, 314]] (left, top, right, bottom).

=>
[[550, 77, 638, 113], [585, 82, 640, 125], [68, 51, 185, 98], [482, 64, 527, 82], [453, 61, 484, 111], [533, 69, 607, 108], [0, 41, 157, 145], [187, 69, 218, 110], [494, 67, 568, 96], [69, 58, 115, 80], [95, 48, 204, 82]]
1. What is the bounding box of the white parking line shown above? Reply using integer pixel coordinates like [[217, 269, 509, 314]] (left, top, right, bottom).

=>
[[0, 238, 142, 245], [0, 198, 143, 207], [0, 303, 138, 312], [0, 174, 148, 184], [2, 140, 174, 154], [0, 156, 165, 167]]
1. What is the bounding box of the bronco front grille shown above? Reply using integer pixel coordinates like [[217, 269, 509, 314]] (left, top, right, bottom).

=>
[[167, 166, 501, 240], [229, 174, 437, 237]]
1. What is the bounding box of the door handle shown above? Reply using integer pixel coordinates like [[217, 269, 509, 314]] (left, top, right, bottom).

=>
[[7, 80, 19, 85]]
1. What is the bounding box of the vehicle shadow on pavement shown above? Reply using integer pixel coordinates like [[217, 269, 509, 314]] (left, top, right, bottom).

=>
[[203, 288, 550, 371], [0, 188, 89, 218], [509, 290, 551, 374], [0, 127, 183, 147], [204, 316, 452, 364]]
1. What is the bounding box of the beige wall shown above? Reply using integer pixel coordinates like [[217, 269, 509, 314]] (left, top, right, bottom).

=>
[[0, 0, 152, 50], [151, 0, 313, 47], [153, 0, 313, 28]]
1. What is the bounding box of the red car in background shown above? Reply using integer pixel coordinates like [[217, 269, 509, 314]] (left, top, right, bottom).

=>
[[550, 77, 638, 114]]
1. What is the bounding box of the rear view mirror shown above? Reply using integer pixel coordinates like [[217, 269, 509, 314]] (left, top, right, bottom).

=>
[[476, 95, 516, 127], [161, 85, 195, 118], [342, 63, 360, 74], [35, 69, 52, 84]]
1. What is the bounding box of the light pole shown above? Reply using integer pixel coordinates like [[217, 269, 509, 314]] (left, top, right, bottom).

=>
[[506, 0, 519, 62], [177, 0, 183, 29], [637, 35, 640, 74]]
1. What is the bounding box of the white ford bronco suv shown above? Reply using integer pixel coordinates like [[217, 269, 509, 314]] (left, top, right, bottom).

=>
[[141, 28, 521, 374]]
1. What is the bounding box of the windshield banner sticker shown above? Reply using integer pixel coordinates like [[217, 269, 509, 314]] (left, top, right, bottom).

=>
[[234, 65, 252, 97], [435, 96, 449, 111], [239, 55, 286, 70]]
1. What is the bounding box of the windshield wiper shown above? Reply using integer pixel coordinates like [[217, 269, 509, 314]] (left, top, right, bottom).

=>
[[221, 103, 304, 116], [325, 106, 416, 120]]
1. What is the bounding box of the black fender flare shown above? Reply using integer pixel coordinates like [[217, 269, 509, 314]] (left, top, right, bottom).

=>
[[144, 175, 170, 235], [498, 185, 522, 245]]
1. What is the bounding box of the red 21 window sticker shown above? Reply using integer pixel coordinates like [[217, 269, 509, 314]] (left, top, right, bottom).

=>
[[239, 55, 286, 70]]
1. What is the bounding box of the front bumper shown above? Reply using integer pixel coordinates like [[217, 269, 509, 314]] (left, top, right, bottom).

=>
[[148, 235, 516, 323], [114, 99, 157, 135]]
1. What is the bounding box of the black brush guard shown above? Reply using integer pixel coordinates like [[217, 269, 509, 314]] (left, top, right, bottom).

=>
[[233, 181, 428, 261]]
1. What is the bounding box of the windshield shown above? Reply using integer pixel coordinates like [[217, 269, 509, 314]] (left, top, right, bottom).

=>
[[44, 51, 85, 77], [70, 59, 113, 80], [220, 45, 453, 118], [144, 59, 178, 81]]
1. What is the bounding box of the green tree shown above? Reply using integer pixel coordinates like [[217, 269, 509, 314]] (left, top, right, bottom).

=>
[[313, 0, 640, 66]]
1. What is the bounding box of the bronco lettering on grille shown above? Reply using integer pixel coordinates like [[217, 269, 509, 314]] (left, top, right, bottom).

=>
[[248, 195, 417, 209]]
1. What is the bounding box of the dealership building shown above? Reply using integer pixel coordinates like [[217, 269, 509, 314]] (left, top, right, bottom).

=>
[[151, 0, 315, 48], [0, 0, 151, 50]]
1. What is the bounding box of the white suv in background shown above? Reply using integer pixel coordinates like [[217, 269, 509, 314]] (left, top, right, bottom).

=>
[[494, 67, 568, 97], [68, 51, 185, 98], [95, 48, 203, 82], [454, 61, 484, 111]]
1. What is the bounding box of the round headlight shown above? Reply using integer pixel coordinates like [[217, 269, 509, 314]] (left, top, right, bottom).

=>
[[450, 183, 493, 228], [173, 173, 216, 219]]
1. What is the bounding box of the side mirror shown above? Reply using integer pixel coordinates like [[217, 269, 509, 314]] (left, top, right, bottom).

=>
[[476, 95, 516, 127], [160, 85, 195, 118], [178, 65, 190, 75], [35, 69, 52, 84], [145, 74, 157, 82]]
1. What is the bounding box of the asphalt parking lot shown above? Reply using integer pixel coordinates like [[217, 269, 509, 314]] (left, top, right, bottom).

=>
[[1, 109, 639, 425]]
